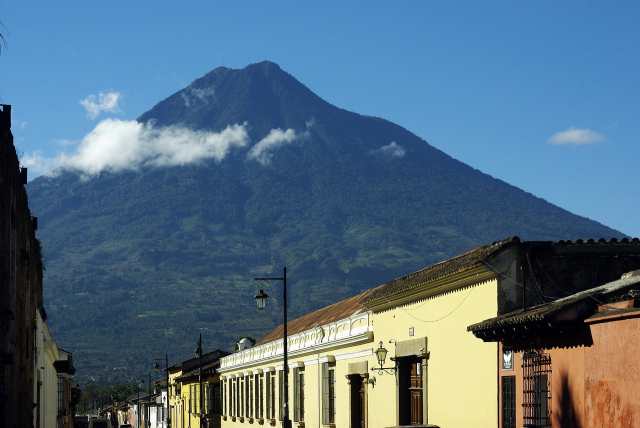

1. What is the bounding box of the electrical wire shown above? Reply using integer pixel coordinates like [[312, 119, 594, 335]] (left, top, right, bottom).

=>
[[399, 286, 475, 323]]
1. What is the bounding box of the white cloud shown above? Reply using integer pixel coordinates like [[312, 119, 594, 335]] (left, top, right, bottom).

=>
[[80, 91, 122, 119], [548, 127, 605, 145], [371, 141, 406, 158], [247, 128, 298, 165], [23, 119, 249, 177], [181, 85, 216, 108]]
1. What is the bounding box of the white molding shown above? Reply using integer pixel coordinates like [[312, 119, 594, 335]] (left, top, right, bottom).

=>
[[335, 348, 373, 361], [303, 358, 319, 366], [289, 361, 304, 368], [219, 312, 372, 373], [318, 355, 335, 364], [264, 367, 275, 373]]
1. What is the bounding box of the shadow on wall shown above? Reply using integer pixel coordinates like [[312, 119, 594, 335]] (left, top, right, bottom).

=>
[[556, 372, 582, 428], [585, 378, 636, 428]]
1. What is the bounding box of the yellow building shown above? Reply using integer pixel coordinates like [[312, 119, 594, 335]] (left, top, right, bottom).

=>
[[217, 239, 518, 428], [33, 307, 77, 428], [169, 350, 228, 428]]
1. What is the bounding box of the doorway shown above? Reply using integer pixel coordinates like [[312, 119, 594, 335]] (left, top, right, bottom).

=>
[[398, 357, 424, 425], [348, 375, 366, 428]]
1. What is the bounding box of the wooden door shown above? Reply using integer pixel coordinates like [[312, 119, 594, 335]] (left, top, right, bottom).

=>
[[409, 361, 423, 425]]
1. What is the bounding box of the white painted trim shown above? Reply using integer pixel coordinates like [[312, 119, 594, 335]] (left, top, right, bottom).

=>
[[318, 355, 335, 364], [264, 367, 275, 373], [289, 361, 304, 368], [303, 358, 319, 366], [220, 312, 371, 372], [335, 348, 373, 361], [219, 331, 373, 373]]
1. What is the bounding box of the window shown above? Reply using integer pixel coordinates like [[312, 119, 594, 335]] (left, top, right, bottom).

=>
[[293, 367, 305, 422], [522, 351, 551, 428], [238, 377, 246, 417], [255, 373, 264, 419], [232, 378, 237, 417], [502, 376, 516, 428], [247, 375, 253, 418], [278, 370, 284, 421], [221, 379, 226, 416], [57, 376, 65, 415], [322, 362, 335, 424], [266, 371, 275, 420]]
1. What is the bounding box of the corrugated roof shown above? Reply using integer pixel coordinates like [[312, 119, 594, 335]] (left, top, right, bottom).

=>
[[257, 286, 379, 345], [364, 237, 518, 306], [468, 270, 640, 333]]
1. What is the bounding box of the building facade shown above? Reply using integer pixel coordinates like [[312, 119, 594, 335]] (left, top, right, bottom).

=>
[[1, 103, 78, 428], [167, 349, 228, 428], [0, 103, 47, 428], [469, 270, 640, 428], [218, 237, 640, 428]]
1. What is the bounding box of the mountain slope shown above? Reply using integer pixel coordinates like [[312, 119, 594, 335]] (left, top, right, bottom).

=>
[[28, 61, 622, 382]]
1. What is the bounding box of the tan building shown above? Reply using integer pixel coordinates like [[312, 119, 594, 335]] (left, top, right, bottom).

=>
[[218, 237, 640, 428], [469, 270, 640, 428]]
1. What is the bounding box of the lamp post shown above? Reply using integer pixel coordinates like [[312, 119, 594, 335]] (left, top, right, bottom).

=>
[[154, 353, 171, 428], [254, 266, 290, 428], [195, 334, 205, 427], [137, 379, 144, 428]]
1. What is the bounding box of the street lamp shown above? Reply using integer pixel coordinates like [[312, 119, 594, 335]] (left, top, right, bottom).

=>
[[254, 266, 290, 428], [194, 334, 205, 427], [255, 289, 269, 310], [137, 379, 145, 428], [154, 353, 171, 428], [372, 341, 396, 375]]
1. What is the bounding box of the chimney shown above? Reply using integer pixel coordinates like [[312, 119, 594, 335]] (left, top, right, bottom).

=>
[[0, 104, 11, 130]]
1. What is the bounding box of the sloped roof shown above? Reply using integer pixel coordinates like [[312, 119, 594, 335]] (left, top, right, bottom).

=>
[[258, 237, 517, 344], [364, 237, 517, 307], [257, 286, 379, 345], [468, 270, 640, 335]]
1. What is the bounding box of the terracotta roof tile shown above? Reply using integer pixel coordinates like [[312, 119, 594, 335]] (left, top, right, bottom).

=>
[[257, 286, 380, 345], [364, 237, 518, 305]]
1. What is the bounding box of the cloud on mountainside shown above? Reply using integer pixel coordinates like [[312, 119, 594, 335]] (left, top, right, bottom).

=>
[[247, 128, 298, 165], [548, 127, 605, 145], [80, 91, 122, 119], [370, 141, 406, 158], [181, 85, 216, 108], [22, 119, 249, 177]]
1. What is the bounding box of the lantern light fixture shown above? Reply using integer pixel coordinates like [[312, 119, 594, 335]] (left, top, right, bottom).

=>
[[255, 289, 269, 310]]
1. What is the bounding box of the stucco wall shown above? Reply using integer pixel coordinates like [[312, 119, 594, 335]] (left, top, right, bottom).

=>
[[584, 315, 640, 428], [501, 311, 640, 428], [220, 278, 498, 428], [370, 278, 498, 428]]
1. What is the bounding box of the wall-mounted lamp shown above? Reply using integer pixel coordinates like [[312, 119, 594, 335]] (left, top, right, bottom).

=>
[[372, 341, 396, 375]]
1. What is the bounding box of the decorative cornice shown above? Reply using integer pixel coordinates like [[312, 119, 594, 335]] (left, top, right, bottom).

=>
[[366, 266, 496, 313], [318, 355, 336, 364], [220, 312, 371, 373]]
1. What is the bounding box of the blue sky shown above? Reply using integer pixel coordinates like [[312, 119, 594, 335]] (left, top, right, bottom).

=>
[[1, 1, 638, 236]]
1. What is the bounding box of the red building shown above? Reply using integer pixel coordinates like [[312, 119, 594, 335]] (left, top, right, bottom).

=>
[[469, 270, 640, 428]]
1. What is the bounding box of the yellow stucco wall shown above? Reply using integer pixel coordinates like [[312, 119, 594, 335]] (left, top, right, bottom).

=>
[[220, 278, 498, 428], [369, 278, 498, 428], [220, 340, 374, 428]]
